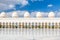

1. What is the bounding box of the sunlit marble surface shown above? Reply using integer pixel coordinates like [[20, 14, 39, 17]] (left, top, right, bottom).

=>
[[0, 28, 60, 40]]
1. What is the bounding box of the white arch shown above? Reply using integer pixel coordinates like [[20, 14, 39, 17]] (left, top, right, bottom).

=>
[[36, 12, 42, 18], [12, 11, 19, 18], [48, 12, 55, 18], [24, 11, 30, 18], [0, 12, 7, 18]]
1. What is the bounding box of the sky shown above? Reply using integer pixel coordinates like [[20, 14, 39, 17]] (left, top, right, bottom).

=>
[[0, 0, 60, 17]]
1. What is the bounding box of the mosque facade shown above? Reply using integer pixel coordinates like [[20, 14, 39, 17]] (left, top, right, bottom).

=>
[[0, 11, 59, 29]]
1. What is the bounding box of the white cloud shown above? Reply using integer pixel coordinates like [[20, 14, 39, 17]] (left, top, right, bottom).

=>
[[0, 3, 10, 10], [55, 12, 60, 17], [20, 0, 28, 6], [31, 12, 36, 17], [0, 0, 29, 11], [6, 10, 27, 17], [0, 0, 28, 5], [0, 3, 15, 11], [48, 4, 53, 7], [31, 0, 44, 2], [9, 4, 15, 8]]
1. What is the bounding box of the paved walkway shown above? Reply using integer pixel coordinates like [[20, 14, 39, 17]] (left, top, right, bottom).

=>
[[0, 28, 60, 40]]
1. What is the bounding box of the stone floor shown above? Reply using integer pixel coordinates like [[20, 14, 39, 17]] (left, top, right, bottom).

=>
[[0, 28, 60, 40]]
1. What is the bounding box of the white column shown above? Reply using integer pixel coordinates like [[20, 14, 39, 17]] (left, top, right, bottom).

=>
[[18, 22, 19, 29], [47, 22, 48, 29], [27, 22, 29, 28], [2, 22, 3, 28], [3, 22, 4, 27], [41, 22, 43, 32], [56, 22, 58, 29], [55, 22, 57, 29], [26, 22, 28, 28], [59, 22, 60, 35], [8, 22, 10, 28], [16, 22, 19, 28], [31, 22, 33, 29], [11, 22, 12, 29], [52, 22, 54, 29], [37, 22, 39, 29], [0, 22, 1, 29], [44, 22, 45, 29], [14, 22, 16, 29], [57, 22, 59, 35], [28, 22, 30, 28], [15, 22, 17, 29], [24, 22, 25, 28], [24, 22, 26, 28], [41, 22, 42, 29], [36, 22, 38, 29], [19, 22, 21, 28], [31, 22, 32, 29], [57, 22, 59, 29], [38, 22, 40, 29], [33, 22, 35, 29], [13, 22, 14, 28], [5, 22, 6, 29], [21, 22, 22, 30], [54, 22, 55, 30], [42, 22, 43, 29], [48, 22, 50, 29], [40, 23, 41, 28], [59, 23, 60, 29], [35, 22, 37, 29], [50, 22, 52, 29], [8, 22, 9, 28]]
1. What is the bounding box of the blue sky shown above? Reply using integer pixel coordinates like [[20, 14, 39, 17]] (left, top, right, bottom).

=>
[[0, 0, 60, 17], [0, 0, 60, 12], [19, 0, 60, 12]]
